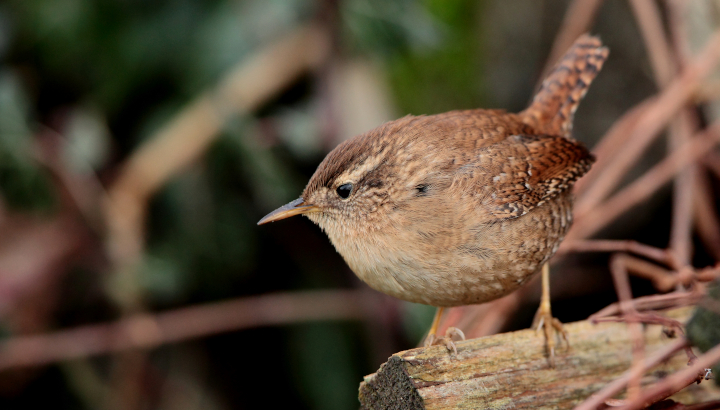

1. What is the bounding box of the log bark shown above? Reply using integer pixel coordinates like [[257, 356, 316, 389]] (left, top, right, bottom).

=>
[[359, 307, 720, 409]]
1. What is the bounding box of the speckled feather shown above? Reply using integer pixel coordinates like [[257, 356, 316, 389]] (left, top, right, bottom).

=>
[[296, 35, 607, 306]]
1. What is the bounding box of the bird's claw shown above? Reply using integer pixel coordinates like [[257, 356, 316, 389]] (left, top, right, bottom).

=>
[[424, 326, 466, 355], [533, 308, 569, 367]]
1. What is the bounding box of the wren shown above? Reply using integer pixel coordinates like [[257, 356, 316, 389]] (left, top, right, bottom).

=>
[[259, 35, 608, 361]]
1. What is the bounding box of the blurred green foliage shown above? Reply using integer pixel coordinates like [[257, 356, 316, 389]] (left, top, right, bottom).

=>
[[386, 0, 488, 115]]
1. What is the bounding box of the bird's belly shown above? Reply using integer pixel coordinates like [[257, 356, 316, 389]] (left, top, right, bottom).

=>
[[339, 193, 574, 307], [348, 249, 542, 307]]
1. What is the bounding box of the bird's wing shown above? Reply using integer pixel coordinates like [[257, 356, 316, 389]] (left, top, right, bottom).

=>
[[462, 134, 593, 220]]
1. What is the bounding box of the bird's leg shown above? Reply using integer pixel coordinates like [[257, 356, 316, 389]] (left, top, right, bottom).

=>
[[532, 263, 569, 367], [424, 307, 444, 347], [424, 307, 465, 355]]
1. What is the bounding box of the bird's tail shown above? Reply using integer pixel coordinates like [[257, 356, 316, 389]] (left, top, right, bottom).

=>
[[520, 34, 609, 139]]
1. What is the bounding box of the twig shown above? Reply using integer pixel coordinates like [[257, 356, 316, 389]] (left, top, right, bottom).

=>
[[621, 255, 678, 292], [538, 0, 604, 85], [609, 254, 645, 401], [569, 122, 720, 241], [629, 0, 677, 87], [668, 112, 699, 269], [590, 310, 697, 364], [660, 0, 703, 269], [666, 0, 693, 67], [571, 338, 689, 410], [617, 342, 720, 410], [697, 264, 720, 282], [575, 98, 654, 196], [0, 289, 373, 371], [574, 29, 720, 218], [663, 18, 701, 267], [590, 292, 704, 320], [591, 311, 683, 334], [557, 239, 673, 266]]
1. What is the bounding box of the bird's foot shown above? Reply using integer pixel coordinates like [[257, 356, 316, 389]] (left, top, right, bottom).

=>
[[532, 307, 569, 367], [424, 327, 466, 355]]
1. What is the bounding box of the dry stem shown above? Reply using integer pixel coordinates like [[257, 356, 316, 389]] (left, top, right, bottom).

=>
[[558, 239, 673, 266], [590, 292, 705, 320], [539, 0, 604, 84], [574, 339, 690, 410], [575, 30, 720, 219], [569, 122, 720, 240], [618, 343, 720, 410], [0, 290, 372, 372]]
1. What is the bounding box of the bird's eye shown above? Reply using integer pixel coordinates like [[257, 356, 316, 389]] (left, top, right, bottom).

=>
[[336, 183, 353, 199]]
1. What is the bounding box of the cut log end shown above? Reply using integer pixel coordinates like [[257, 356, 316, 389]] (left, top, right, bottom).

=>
[[360, 356, 424, 410]]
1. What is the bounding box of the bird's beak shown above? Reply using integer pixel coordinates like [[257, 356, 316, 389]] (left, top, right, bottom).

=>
[[257, 198, 320, 225]]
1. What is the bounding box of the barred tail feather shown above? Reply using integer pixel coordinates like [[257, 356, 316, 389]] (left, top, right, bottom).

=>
[[521, 34, 609, 139]]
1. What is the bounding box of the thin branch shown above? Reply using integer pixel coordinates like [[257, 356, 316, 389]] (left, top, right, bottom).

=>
[[575, 29, 720, 218], [573, 338, 689, 410], [609, 254, 645, 401], [557, 239, 672, 266], [622, 255, 679, 292], [591, 311, 684, 335], [590, 292, 704, 320], [665, 0, 693, 67], [629, 0, 677, 87], [667, 112, 699, 268], [539, 0, 604, 84], [618, 342, 720, 410], [660, 0, 704, 269], [589, 309, 698, 366], [697, 264, 720, 282], [575, 98, 654, 196], [0, 290, 373, 372], [661, 2, 701, 268], [568, 122, 720, 241]]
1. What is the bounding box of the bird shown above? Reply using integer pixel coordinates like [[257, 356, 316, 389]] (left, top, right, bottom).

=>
[[258, 34, 608, 364]]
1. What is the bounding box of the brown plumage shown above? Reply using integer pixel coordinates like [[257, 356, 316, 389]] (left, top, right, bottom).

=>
[[260, 36, 607, 316]]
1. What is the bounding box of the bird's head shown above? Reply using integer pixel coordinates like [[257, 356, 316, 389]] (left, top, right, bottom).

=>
[[257, 116, 431, 237]]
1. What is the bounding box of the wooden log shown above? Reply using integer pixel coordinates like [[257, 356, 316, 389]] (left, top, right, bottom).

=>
[[359, 307, 720, 409]]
